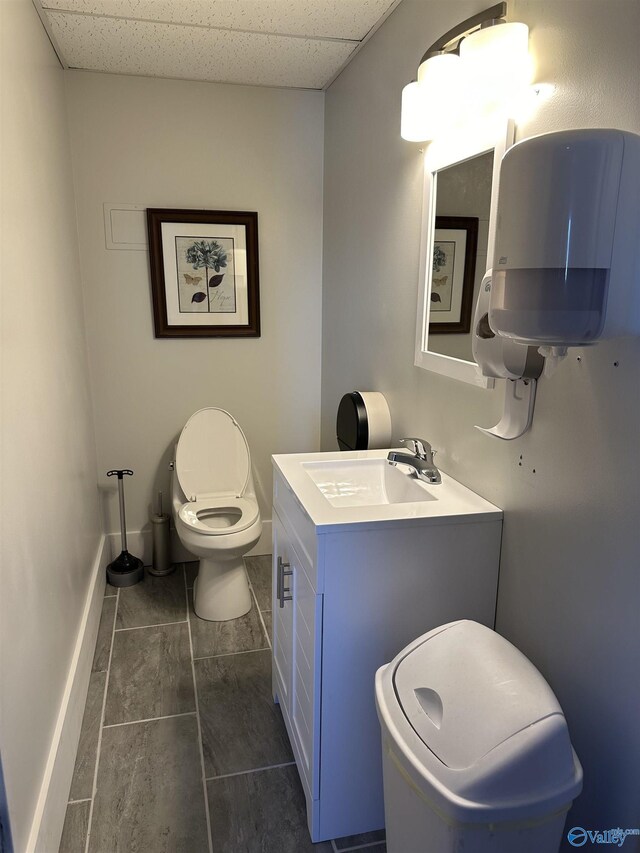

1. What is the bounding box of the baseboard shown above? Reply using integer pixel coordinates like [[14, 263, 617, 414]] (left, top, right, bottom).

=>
[[109, 519, 273, 567], [25, 535, 109, 853]]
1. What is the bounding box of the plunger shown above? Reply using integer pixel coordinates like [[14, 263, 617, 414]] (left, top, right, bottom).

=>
[[106, 469, 144, 587]]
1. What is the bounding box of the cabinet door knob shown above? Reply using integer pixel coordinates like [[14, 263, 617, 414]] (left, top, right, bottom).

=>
[[277, 556, 293, 608]]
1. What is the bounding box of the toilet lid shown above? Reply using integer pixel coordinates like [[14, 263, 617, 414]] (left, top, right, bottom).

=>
[[176, 408, 250, 500]]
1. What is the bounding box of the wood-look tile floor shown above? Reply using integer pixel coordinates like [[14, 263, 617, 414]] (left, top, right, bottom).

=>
[[59, 557, 386, 853]]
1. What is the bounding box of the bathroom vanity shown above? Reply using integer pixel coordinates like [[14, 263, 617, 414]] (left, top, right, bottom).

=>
[[271, 450, 503, 842]]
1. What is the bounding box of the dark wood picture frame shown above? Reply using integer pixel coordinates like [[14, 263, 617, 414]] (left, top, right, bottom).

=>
[[429, 215, 478, 335], [147, 208, 260, 338]]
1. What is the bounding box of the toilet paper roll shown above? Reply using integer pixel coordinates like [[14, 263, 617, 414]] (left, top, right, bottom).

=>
[[359, 391, 392, 448]]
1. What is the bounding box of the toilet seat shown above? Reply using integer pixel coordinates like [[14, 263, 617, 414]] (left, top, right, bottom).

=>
[[178, 496, 259, 536]]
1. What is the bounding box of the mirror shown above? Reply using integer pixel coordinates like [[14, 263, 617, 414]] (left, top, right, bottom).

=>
[[429, 151, 493, 361], [414, 120, 515, 387]]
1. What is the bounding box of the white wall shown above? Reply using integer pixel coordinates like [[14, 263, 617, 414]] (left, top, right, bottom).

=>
[[322, 0, 640, 836], [65, 72, 324, 540], [0, 2, 102, 849]]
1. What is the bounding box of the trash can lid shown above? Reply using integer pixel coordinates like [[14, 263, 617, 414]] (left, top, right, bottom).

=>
[[378, 621, 583, 821], [393, 620, 562, 769]]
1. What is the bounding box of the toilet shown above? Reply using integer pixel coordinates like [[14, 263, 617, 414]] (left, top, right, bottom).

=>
[[171, 407, 262, 621]]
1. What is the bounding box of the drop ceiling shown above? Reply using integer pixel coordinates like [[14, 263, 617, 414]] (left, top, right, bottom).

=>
[[35, 0, 402, 89]]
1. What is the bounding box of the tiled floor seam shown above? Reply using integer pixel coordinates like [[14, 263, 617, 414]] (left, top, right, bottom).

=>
[[102, 711, 197, 729], [83, 586, 119, 853], [114, 619, 188, 632], [193, 645, 270, 661], [247, 570, 272, 651], [204, 760, 296, 782], [183, 565, 214, 853]]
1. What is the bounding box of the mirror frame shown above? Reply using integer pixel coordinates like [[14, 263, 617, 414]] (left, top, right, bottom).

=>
[[414, 118, 515, 387]]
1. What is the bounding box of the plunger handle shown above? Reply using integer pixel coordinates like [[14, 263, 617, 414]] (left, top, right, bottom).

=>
[[107, 470, 134, 552]]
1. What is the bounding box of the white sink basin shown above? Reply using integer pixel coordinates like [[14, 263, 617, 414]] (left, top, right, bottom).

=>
[[303, 458, 437, 507], [272, 450, 502, 532]]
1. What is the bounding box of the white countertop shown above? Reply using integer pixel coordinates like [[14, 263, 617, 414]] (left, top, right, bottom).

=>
[[272, 449, 502, 532]]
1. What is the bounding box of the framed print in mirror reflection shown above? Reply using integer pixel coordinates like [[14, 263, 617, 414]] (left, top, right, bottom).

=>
[[429, 216, 478, 334]]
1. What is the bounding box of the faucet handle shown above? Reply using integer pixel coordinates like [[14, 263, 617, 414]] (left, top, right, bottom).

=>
[[400, 437, 432, 460]]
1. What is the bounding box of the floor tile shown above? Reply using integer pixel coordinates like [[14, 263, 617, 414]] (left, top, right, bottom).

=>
[[69, 671, 107, 801], [207, 764, 331, 853], [196, 650, 292, 777], [185, 561, 199, 589], [59, 800, 90, 853], [334, 829, 386, 849], [92, 596, 116, 672], [89, 715, 208, 853], [116, 568, 186, 629], [105, 575, 119, 596], [262, 610, 272, 643], [104, 623, 195, 725], [189, 590, 267, 659], [245, 554, 272, 611]]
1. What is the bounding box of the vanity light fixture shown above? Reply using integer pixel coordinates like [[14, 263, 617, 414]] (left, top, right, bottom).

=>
[[401, 2, 531, 142]]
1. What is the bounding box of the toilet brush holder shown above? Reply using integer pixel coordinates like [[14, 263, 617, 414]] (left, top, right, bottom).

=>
[[149, 491, 174, 577], [106, 469, 144, 588]]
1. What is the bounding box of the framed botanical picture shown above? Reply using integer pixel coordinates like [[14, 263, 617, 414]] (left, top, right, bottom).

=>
[[147, 208, 260, 338], [429, 216, 478, 334]]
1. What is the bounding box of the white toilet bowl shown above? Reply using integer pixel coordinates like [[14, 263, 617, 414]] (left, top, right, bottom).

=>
[[172, 407, 262, 621]]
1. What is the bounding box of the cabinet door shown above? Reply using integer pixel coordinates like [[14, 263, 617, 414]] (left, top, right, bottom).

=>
[[273, 511, 322, 802], [291, 564, 322, 798], [272, 512, 294, 710]]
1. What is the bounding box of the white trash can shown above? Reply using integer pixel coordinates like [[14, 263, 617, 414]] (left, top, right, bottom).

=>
[[375, 620, 583, 853]]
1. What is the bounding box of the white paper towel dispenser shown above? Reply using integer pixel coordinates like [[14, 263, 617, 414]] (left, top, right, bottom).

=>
[[474, 128, 640, 440], [490, 128, 640, 349]]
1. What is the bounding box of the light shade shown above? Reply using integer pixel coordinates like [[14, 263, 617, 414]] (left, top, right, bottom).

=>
[[401, 53, 461, 142], [416, 51, 461, 85], [401, 81, 433, 142], [460, 22, 532, 108]]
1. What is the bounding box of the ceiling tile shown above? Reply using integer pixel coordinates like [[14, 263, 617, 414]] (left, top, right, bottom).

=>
[[46, 11, 356, 87], [41, 0, 397, 41]]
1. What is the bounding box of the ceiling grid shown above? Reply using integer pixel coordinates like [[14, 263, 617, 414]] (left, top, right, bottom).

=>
[[35, 0, 402, 89]]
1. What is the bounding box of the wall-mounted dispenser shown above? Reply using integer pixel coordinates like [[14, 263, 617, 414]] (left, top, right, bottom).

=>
[[474, 128, 640, 439], [473, 272, 544, 439], [490, 128, 640, 352], [336, 391, 392, 451]]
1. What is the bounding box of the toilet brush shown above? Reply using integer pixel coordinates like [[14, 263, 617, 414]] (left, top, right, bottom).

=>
[[149, 490, 173, 577], [106, 469, 144, 587]]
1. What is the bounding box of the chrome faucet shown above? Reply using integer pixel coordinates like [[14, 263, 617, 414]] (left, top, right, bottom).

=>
[[387, 437, 442, 485]]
